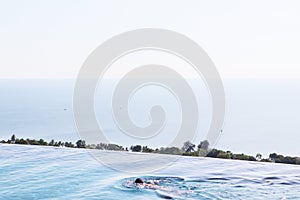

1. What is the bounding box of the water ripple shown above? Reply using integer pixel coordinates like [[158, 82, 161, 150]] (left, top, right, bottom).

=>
[[1, 144, 300, 200]]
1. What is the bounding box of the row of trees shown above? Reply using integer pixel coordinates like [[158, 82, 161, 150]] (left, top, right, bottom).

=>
[[1, 135, 84, 149], [1, 135, 209, 156], [120, 141, 300, 165], [2, 135, 299, 165], [179, 141, 300, 164], [206, 149, 256, 161], [94, 143, 125, 151], [127, 140, 210, 157], [268, 153, 300, 165], [129, 145, 183, 155]]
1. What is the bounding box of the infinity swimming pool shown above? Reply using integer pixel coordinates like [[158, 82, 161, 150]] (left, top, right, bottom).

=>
[[1, 144, 299, 199]]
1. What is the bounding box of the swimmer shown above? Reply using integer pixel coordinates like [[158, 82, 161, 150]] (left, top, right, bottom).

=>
[[131, 178, 194, 199], [134, 178, 169, 191]]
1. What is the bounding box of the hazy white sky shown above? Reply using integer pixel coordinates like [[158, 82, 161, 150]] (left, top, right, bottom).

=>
[[0, 0, 300, 79]]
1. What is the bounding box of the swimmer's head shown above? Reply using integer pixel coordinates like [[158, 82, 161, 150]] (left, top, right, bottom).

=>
[[134, 178, 144, 184]]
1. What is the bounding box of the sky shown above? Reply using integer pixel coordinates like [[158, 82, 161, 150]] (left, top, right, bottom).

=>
[[0, 0, 300, 79], [0, 1, 300, 157]]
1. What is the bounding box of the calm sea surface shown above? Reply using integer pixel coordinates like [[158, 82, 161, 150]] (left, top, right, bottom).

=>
[[0, 144, 299, 199], [0, 79, 299, 156]]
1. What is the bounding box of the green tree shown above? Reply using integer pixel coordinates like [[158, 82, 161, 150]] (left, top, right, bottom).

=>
[[76, 140, 86, 148], [142, 146, 154, 153], [49, 139, 55, 146], [65, 142, 75, 148], [38, 139, 48, 146], [206, 149, 222, 157], [182, 141, 195, 152], [269, 153, 277, 162], [198, 140, 209, 151], [96, 143, 108, 150], [106, 143, 122, 151], [158, 147, 182, 155], [130, 145, 142, 152], [11, 134, 16, 142], [16, 138, 29, 145], [256, 153, 262, 161]]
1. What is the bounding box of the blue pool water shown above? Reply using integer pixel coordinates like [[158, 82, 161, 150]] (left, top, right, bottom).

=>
[[0, 144, 299, 199]]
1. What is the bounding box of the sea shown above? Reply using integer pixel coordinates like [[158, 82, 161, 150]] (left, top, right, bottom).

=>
[[0, 78, 299, 157]]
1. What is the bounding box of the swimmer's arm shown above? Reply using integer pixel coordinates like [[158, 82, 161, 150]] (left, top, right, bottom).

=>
[[147, 184, 171, 191]]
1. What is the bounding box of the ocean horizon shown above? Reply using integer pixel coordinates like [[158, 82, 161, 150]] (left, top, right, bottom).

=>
[[0, 78, 299, 158]]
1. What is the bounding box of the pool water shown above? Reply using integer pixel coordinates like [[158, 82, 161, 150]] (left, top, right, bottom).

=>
[[0, 144, 299, 199]]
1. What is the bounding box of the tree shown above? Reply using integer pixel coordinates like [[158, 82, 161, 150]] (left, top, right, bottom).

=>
[[96, 143, 108, 150], [130, 145, 142, 152], [16, 138, 29, 145], [198, 148, 208, 157], [256, 153, 262, 161], [198, 140, 209, 151], [182, 141, 195, 152], [49, 139, 55, 146], [76, 140, 86, 148], [142, 146, 154, 153], [11, 134, 16, 142], [65, 142, 74, 148], [207, 149, 222, 157], [38, 139, 47, 146], [107, 144, 122, 151], [269, 153, 277, 162], [158, 147, 182, 155]]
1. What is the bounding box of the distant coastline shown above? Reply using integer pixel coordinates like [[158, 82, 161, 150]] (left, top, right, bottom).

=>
[[1, 134, 300, 165]]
